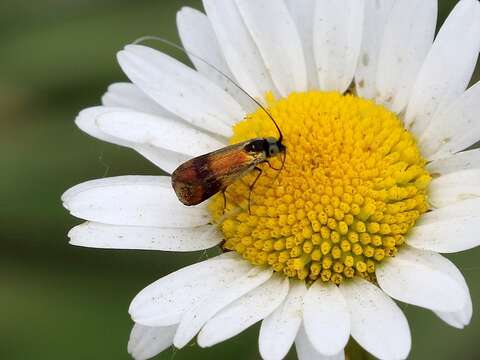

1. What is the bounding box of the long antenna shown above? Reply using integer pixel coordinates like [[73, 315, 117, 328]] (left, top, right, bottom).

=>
[[133, 36, 283, 142]]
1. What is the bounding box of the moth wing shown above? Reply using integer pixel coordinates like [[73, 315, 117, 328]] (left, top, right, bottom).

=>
[[171, 142, 262, 206]]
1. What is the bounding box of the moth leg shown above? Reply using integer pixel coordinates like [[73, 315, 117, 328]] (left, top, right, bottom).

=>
[[265, 160, 282, 171], [268, 149, 287, 187], [221, 189, 227, 215], [248, 166, 263, 214]]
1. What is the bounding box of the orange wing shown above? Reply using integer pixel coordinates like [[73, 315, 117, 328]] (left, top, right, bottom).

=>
[[171, 141, 266, 205]]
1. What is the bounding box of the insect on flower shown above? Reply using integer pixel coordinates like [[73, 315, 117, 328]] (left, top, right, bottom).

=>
[[172, 132, 285, 206], [138, 38, 288, 207]]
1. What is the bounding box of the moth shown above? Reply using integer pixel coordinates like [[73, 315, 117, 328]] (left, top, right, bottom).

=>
[[133, 36, 287, 207], [172, 135, 285, 206]]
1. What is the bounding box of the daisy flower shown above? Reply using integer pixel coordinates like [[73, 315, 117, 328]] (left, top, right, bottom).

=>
[[62, 0, 480, 359]]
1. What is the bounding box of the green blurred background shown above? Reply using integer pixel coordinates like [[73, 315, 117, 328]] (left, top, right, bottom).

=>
[[0, 0, 479, 359]]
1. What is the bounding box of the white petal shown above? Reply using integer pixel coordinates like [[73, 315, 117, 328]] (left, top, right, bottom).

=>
[[313, 0, 365, 93], [62, 176, 210, 227], [434, 295, 472, 329], [429, 169, 480, 208], [173, 266, 273, 348], [406, 0, 480, 134], [355, 0, 395, 99], [421, 81, 480, 160], [259, 281, 307, 360], [375, 0, 437, 113], [176, 7, 253, 112], [420, 199, 480, 224], [96, 110, 225, 157], [130, 253, 251, 326], [236, 0, 307, 96], [101, 82, 175, 117], [285, 0, 318, 90], [434, 306, 471, 329], [197, 274, 289, 347], [340, 278, 411, 360], [408, 215, 480, 253], [303, 282, 350, 356], [128, 323, 176, 360], [295, 325, 345, 360], [433, 255, 473, 329], [62, 176, 139, 203], [433, 264, 472, 329], [75, 106, 189, 173], [421, 206, 480, 257], [427, 149, 480, 175], [134, 146, 190, 174], [376, 246, 469, 313], [177, 7, 230, 78], [117, 44, 245, 137], [203, 0, 277, 100], [434, 312, 464, 329], [76, 106, 130, 147], [68, 221, 222, 252]]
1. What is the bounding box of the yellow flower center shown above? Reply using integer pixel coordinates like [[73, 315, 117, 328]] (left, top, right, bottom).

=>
[[208, 91, 431, 284]]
